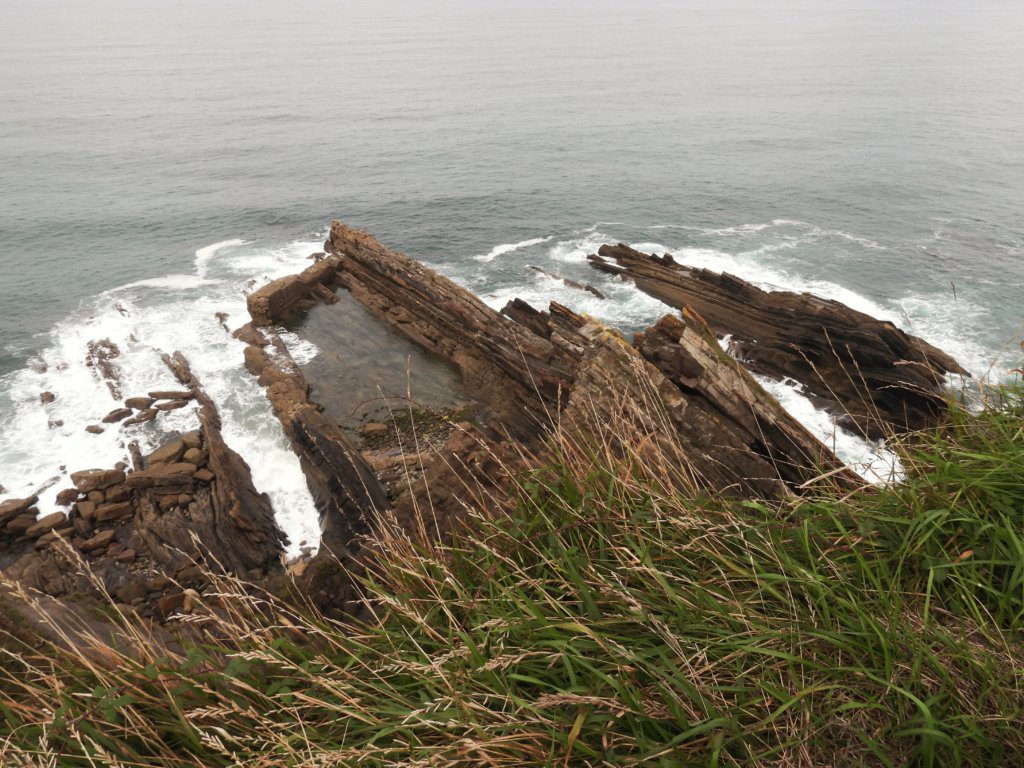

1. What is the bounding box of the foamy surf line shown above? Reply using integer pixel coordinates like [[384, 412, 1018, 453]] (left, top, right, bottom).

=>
[[456, 223, 1006, 484], [0, 235, 327, 557], [474, 236, 552, 262], [195, 238, 247, 277]]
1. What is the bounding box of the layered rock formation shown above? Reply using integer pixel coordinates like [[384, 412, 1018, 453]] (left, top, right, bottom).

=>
[[2, 219, 966, 628], [0, 355, 284, 622], [323, 221, 857, 496], [589, 244, 966, 438]]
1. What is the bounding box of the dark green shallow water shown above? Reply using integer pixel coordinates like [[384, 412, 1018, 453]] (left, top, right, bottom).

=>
[[1, 0, 1022, 544]]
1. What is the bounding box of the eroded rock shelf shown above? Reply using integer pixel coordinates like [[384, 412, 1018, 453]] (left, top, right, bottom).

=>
[[1, 219, 965, 632]]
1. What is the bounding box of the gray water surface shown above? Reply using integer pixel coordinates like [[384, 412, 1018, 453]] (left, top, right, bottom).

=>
[[1, 0, 1022, 522]]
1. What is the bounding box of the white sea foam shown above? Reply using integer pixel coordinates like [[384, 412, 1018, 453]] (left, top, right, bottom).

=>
[[116, 274, 220, 291], [0, 235, 326, 556], [474, 236, 552, 263], [895, 292, 1006, 379], [754, 375, 902, 483], [479, 260, 673, 331], [278, 329, 320, 366], [195, 238, 246, 278]]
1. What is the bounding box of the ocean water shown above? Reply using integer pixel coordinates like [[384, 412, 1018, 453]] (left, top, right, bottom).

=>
[[2, 0, 1022, 549]]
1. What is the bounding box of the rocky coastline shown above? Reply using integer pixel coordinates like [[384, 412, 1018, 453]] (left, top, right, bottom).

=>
[[0, 220, 966, 634]]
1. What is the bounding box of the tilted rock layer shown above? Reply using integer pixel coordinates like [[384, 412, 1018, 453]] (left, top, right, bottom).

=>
[[2, 219, 964, 629]]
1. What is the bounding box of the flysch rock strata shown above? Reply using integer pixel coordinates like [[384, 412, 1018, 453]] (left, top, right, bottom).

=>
[[0, 352, 285, 630], [3, 219, 967, 635], [589, 243, 966, 438]]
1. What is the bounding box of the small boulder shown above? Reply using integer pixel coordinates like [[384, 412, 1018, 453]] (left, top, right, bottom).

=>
[[40, 391, 56, 404], [71, 469, 125, 494], [123, 408, 158, 426], [148, 390, 194, 401], [182, 430, 203, 449], [95, 501, 133, 523], [35, 530, 64, 549], [85, 425, 104, 434], [146, 575, 171, 592], [26, 511, 66, 538], [5, 513, 38, 534], [81, 529, 116, 552], [125, 397, 155, 410], [147, 439, 184, 465], [0, 495, 39, 523], [102, 408, 133, 424], [76, 500, 96, 521], [156, 494, 179, 511], [116, 581, 147, 604], [182, 447, 207, 466], [156, 592, 186, 618], [55, 488, 79, 506], [155, 399, 190, 412], [104, 484, 132, 503]]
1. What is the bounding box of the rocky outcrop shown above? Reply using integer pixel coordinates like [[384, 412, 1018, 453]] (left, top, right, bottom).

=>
[[237, 325, 387, 561], [328, 221, 585, 442], [323, 222, 854, 496], [0, 353, 285, 621], [632, 311, 862, 493], [86, 339, 122, 399], [247, 257, 342, 326], [589, 244, 966, 438], [4, 220, 966, 630]]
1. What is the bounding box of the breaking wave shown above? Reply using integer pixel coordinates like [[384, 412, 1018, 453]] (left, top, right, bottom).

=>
[[474, 236, 553, 263]]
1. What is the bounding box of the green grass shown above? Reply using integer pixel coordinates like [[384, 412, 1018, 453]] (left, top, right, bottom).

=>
[[1, 384, 1023, 767]]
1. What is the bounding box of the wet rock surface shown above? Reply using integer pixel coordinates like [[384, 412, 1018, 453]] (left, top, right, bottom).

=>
[[0, 353, 285, 625], [589, 243, 966, 438], [1, 219, 966, 632]]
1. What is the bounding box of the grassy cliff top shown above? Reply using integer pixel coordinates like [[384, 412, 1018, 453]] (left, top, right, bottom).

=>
[[2, 384, 1023, 767]]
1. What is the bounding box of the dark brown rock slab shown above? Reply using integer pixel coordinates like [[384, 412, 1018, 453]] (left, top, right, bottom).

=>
[[155, 399, 190, 412], [25, 512, 66, 538], [328, 221, 583, 442], [71, 469, 125, 494], [240, 325, 387, 555], [632, 311, 861, 494], [125, 463, 196, 490], [246, 256, 341, 326], [0, 496, 39, 523], [147, 439, 185, 465], [124, 408, 158, 426], [148, 390, 194, 401], [102, 407, 133, 424], [589, 243, 967, 438], [81, 529, 116, 553], [55, 488, 79, 507]]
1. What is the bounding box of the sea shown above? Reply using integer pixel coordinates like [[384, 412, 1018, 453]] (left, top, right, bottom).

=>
[[2, 0, 1022, 553]]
